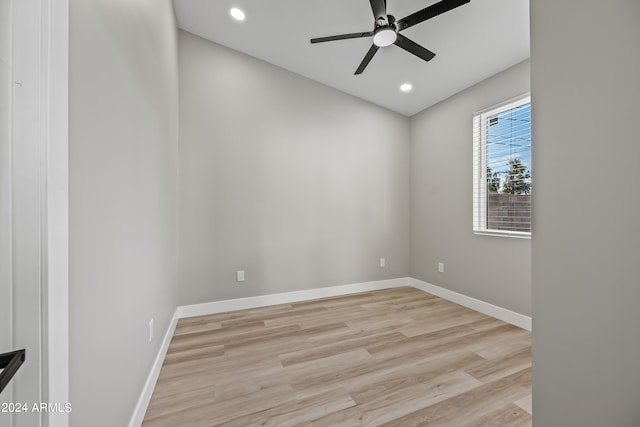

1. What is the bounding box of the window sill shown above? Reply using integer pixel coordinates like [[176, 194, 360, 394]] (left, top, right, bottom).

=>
[[473, 230, 531, 239]]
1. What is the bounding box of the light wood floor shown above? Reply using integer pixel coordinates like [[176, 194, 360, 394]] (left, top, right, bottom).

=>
[[143, 287, 531, 426]]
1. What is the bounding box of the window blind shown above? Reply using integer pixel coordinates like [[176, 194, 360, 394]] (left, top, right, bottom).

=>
[[473, 95, 532, 237]]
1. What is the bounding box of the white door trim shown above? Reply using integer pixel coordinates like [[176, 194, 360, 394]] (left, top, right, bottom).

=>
[[39, 0, 69, 426], [1, 0, 16, 420], [11, 0, 69, 425]]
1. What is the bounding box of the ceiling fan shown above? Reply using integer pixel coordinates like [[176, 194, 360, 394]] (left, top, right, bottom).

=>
[[310, 0, 470, 75]]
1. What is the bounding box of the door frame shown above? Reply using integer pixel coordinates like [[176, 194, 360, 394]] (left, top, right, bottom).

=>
[[10, 1, 69, 426], [40, 1, 69, 426], [1, 0, 14, 419]]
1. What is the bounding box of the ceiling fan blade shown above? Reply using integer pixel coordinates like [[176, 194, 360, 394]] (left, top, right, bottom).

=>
[[396, 0, 470, 31], [310, 31, 373, 44], [369, 0, 387, 21], [355, 44, 380, 75], [394, 33, 436, 62]]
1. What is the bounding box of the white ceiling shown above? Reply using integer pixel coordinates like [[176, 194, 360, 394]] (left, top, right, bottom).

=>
[[174, 0, 530, 117]]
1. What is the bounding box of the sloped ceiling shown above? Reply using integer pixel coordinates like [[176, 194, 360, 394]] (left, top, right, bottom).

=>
[[174, 0, 529, 116]]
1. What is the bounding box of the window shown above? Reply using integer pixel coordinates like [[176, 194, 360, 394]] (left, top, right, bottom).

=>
[[473, 94, 531, 237]]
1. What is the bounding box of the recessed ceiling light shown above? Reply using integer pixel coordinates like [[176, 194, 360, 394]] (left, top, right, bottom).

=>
[[230, 7, 245, 21], [400, 83, 413, 92]]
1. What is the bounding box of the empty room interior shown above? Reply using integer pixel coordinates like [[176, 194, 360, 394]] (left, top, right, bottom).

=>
[[1, 0, 639, 427]]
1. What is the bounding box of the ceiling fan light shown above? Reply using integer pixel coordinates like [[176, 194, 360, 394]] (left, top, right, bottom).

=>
[[373, 27, 397, 47]]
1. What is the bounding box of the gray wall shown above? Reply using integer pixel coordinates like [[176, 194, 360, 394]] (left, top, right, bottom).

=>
[[531, 1, 640, 426], [178, 31, 410, 305], [69, 1, 179, 426], [410, 59, 531, 316]]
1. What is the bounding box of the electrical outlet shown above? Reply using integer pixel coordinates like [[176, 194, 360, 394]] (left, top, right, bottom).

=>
[[438, 262, 444, 273], [149, 318, 154, 342], [236, 270, 245, 282], [380, 258, 386, 268]]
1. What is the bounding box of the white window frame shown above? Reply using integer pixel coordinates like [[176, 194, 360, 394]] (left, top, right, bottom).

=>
[[473, 93, 531, 239]]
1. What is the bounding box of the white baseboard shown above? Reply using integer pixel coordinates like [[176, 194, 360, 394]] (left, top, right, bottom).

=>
[[176, 277, 410, 319], [128, 313, 179, 427], [130, 275, 531, 426], [409, 278, 532, 331], [175, 277, 531, 330]]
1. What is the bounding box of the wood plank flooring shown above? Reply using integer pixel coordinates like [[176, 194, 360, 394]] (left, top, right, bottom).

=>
[[143, 287, 531, 426]]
